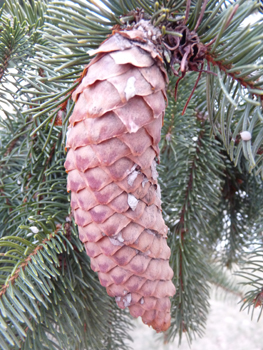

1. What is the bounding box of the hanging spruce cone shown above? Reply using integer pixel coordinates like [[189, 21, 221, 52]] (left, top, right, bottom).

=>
[[64, 22, 176, 332]]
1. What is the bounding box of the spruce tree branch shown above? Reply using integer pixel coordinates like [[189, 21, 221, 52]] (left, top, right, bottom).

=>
[[0, 13, 31, 84], [208, 261, 244, 300], [0, 187, 12, 213], [163, 107, 214, 341], [205, 53, 263, 103], [3, 122, 29, 157], [175, 118, 205, 313], [0, 46, 11, 83], [178, 123, 206, 227], [194, 0, 209, 31], [184, 0, 191, 24], [211, 281, 243, 299], [0, 225, 62, 298], [45, 131, 62, 168]]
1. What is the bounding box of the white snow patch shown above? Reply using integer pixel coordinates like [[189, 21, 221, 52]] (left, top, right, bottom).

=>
[[66, 128, 71, 144], [145, 229, 156, 236], [109, 236, 124, 246], [128, 170, 140, 186], [114, 33, 132, 51], [128, 120, 139, 133], [151, 160, 158, 180], [115, 296, 121, 302], [66, 216, 71, 222], [124, 77, 136, 101], [128, 164, 137, 173], [128, 194, 139, 211], [116, 231, 124, 243], [134, 19, 161, 41], [240, 131, 252, 141], [156, 184, 161, 199], [17, 179, 21, 185], [123, 293, 132, 307], [142, 177, 148, 188], [30, 226, 39, 234], [111, 231, 124, 244], [140, 297, 144, 305]]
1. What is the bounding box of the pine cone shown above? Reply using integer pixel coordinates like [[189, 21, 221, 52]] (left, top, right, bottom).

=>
[[65, 26, 176, 332]]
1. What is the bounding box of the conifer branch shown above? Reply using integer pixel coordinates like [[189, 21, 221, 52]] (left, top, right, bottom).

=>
[[160, 89, 223, 342], [0, 227, 63, 348], [45, 131, 62, 168], [172, 122, 208, 339], [206, 54, 263, 103], [208, 263, 244, 299], [174, 122, 206, 310], [0, 225, 61, 298], [211, 281, 243, 299], [0, 45, 11, 82], [0, 186, 12, 213], [178, 126, 206, 227]]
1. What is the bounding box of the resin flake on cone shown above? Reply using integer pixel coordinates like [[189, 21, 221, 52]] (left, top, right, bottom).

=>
[[65, 23, 176, 332]]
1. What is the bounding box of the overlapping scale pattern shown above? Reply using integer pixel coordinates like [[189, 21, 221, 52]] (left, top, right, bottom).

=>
[[65, 28, 176, 332]]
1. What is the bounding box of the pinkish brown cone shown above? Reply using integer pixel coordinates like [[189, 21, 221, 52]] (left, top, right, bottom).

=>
[[65, 26, 176, 332]]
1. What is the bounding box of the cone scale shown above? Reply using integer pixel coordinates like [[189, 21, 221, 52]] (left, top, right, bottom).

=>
[[65, 24, 176, 332]]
